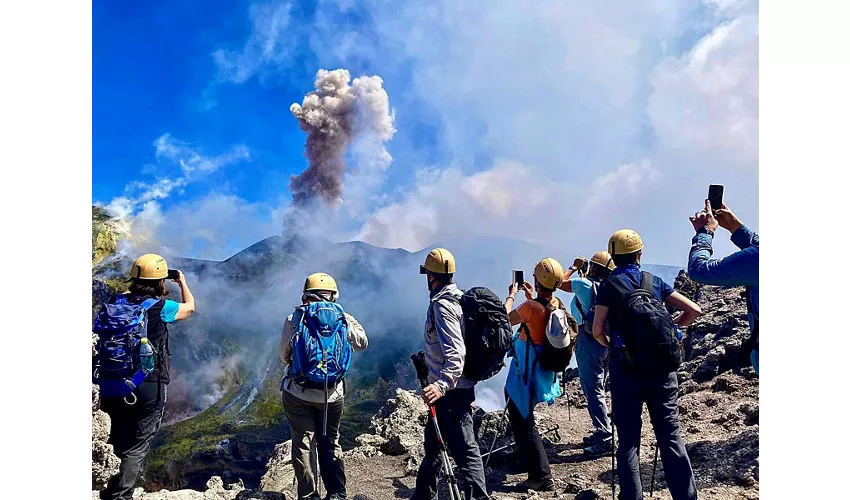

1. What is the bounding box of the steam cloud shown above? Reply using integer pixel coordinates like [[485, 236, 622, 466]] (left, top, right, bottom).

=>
[[288, 69, 396, 221]]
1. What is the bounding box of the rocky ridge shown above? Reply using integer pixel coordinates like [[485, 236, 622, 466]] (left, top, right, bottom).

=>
[[92, 271, 758, 499]]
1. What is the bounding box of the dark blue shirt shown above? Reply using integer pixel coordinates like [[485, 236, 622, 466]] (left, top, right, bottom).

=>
[[596, 264, 674, 308], [596, 264, 676, 369]]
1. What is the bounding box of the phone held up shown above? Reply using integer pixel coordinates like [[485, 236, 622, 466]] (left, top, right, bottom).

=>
[[167, 269, 181, 280], [708, 184, 724, 211], [512, 270, 524, 286]]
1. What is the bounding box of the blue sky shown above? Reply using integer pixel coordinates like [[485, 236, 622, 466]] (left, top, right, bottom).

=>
[[93, 0, 758, 263]]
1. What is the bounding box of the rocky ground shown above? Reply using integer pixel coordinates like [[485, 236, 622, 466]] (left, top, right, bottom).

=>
[[93, 272, 758, 499], [93, 381, 120, 490]]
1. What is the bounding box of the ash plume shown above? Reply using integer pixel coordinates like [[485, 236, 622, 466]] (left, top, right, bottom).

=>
[[287, 69, 395, 231]]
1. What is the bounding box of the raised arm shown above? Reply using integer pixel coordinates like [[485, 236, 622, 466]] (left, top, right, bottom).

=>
[[559, 256, 588, 293], [280, 314, 295, 366], [688, 200, 759, 287], [173, 270, 196, 321], [344, 313, 369, 351]]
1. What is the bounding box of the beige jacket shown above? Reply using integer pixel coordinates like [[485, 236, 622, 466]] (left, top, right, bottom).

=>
[[279, 307, 368, 404]]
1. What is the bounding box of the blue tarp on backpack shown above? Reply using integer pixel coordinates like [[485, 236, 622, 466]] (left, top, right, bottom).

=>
[[286, 301, 353, 390], [92, 296, 158, 398], [505, 333, 561, 419]]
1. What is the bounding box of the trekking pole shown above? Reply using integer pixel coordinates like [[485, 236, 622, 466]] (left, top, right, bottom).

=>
[[650, 443, 659, 497], [481, 424, 561, 462], [610, 412, 616, 499], [411, 352, 462, 500], [484, 398, 511, 469], [316, 445, 322, 499], [560, 370, 571, 421]]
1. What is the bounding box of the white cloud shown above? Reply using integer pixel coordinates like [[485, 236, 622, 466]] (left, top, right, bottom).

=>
[[101, 134, 252, 255], [648, 14, 759, 170], [355, 159, 660, 253], [130, 193, 283, 260], [154, 134, 250, 176], [211, 1, 294, 84]]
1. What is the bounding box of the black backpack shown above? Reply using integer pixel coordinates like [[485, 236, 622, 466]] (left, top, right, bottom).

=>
[[438, 287, 512, 381], [607, 271, 681, 375], [528, 297, 578, 373]]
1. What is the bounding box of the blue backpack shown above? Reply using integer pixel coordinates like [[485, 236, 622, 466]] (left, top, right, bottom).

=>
[[287, 301, 353, 391], [92, 296, 158, 400]]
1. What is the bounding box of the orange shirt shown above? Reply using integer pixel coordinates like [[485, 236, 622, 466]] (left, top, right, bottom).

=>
[[516, 297, 562, 346]]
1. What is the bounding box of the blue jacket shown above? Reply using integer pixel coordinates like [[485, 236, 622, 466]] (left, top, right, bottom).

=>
[[688, 226, 759, 369], [504, 333, 561, 419]]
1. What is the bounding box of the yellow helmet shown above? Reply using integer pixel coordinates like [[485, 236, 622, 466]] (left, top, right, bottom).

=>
[[130, 253, 168, 280], [609, 229, 644, 255], [304, 272, 338, 294], [420, 248, 456, 275], [534, 257, 564, 290], [590, 251, 616, 271]]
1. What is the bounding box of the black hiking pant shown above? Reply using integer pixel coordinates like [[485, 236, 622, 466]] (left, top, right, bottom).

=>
[[506, 396, 551, 482], [282, 390, 347, 500], [610, 365, 697, 500], [413, 387, 488, 500], [100, 381, 166, 500]]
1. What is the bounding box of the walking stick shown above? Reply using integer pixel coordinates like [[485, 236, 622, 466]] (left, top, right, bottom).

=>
[[411, 352, 462, 500], [484, 398, 510, 469], [481, 424, 561, 462], [650, 443, 659, 497], [610, 412, 616, 499]]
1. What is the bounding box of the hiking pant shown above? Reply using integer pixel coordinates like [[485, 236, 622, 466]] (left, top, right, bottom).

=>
[[610, 366, 697, 500], [100, 381, 166, 500], [413, 387, 488, 500], [282, 390, 346, 500], [575, 331, 612, 441], [506, 396, 551, 482]]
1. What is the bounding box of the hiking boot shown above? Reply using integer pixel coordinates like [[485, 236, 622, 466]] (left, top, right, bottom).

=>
[[520, 477, 555, 492], [582, 431, 612, 446], [583, 438, 613, 458]]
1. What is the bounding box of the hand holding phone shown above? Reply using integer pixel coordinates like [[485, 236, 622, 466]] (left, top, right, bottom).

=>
[[167, 269, 182, 281], [708, 184, 724, 211], [512, 270, 524, 285]]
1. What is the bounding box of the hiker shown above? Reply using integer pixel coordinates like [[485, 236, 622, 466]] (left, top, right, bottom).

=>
[[413, 248, 489, 500], [559, 251, 616, 457], [279, 272, 368, 500], [97, 254, 195, 500], [592, 230, 702, 500], [688, 200, 759, 373], [504, 257, 578, 492]]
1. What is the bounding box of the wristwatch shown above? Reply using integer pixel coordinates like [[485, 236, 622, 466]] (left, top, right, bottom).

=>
[[696, 227, 715, 237], [568, 266, 579, 272]]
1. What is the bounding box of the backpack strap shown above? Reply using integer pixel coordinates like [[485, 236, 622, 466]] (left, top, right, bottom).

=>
[[640, 271, 654, 293], [141, 298, 159, 310], [606, 274, 631, 299], [574, 281, 598, 319]]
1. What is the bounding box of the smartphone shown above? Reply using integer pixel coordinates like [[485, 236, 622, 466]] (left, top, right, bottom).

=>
[[708, 184, 724, 211], [167, 269, 181, 280], [512, 270, 524, 285]]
